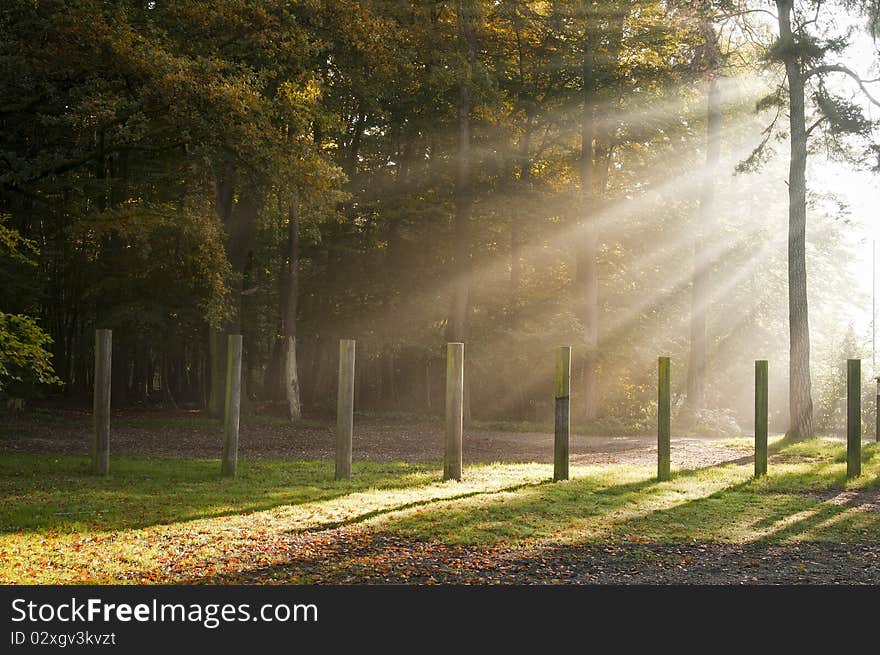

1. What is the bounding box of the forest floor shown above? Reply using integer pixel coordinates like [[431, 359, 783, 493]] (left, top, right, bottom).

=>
[[1, 406, 744, 468], [1, 407, 879, 585]]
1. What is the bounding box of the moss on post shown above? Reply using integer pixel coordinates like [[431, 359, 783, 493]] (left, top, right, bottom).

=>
[[657, 356, 671, 481], [847, 358, 861, 479], [444, 343, 464, 481], [755, 360, 768, 478], [554, 346, 571, 481]]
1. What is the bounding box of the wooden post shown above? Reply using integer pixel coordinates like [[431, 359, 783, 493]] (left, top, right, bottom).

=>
[[336, 339, 356, 480], [875, 377, 879, 442], [221, 335, 242, 477], [657, 356, 671, 481], [755, 360, 768, 477], [92, 329, 112, 476], [444, 342, 464, 481], [847, 358, 861, 479], [554, 346, 571, 481]]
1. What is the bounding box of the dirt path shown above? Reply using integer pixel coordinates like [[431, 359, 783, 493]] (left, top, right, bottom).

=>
[[1, 408, 746, 469]]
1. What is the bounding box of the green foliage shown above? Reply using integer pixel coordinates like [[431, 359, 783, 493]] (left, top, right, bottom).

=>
[[0, 313, 61, 393], [813, 87, 874, 137], [0, 220, 36, 266], [0, 0, 876, 427]]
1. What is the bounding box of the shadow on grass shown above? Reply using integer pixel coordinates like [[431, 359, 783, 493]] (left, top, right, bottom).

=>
[[284, 478, 558, 535], [587, 454, 880, 547], [0, 453, 435, 534], [182, 444, 880, 584], [286, 442, 880, 548], [281, 460, 746, 548]]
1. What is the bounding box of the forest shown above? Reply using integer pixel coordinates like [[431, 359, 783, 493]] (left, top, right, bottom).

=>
[[4, 0, 880, 594], [3, 0, 880, 440]]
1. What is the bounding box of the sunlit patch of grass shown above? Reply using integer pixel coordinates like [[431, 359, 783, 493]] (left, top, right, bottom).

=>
[[776, 437, 852, 461], [0, 454, 435, 535], [0, 455, 550, 583], [716, 435, 785, 451], [367, 440, 880, 547], [2, 438, 879, 584]]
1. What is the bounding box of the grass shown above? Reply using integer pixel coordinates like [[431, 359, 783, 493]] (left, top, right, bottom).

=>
[[1, 439, 878, 583], [375, 443, 880, 546], [0, 454, 435, 534], [472, 417, 651, 436]]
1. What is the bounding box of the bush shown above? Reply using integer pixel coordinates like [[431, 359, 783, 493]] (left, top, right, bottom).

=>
[[0, 312, 61, 396]]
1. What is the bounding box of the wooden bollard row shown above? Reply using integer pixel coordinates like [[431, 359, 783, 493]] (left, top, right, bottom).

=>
[[658, 356, 863, 481], [88, 329, 869, 482]]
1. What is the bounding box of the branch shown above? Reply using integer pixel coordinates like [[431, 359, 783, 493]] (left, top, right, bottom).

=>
[[804, 64, 880, 107], [717, 9, 778, 22], [805, 116, 828, 138]]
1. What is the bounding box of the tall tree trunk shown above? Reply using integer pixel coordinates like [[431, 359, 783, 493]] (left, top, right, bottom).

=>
[[208, 169, 235, 417], [449, 0, 476, 344], [449, 0, 477, 422], [686, 12, 722, 414], [576, 7, 626, 422], [577, 38, 600, 421], [777, 0, 813, 440], [281, 196, 302, 420], [208, 329, 226, 417], [161, 351, 178, 410], [510, 121, 532, 300], [379, 134, 411, 411], [209, 168, 260, 417]]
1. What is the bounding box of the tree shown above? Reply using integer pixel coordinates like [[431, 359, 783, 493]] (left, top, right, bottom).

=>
[[0, 223, 59, 397], [765, 0, 877, 439], [449, 0, 479, 345], [686, 1, 724, 414]]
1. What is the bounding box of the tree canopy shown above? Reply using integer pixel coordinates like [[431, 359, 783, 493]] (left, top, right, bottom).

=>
[[1, 0, 878, 438]]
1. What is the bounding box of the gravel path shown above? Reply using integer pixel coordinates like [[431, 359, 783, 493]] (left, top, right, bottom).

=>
[[0, 408, 746, 469]]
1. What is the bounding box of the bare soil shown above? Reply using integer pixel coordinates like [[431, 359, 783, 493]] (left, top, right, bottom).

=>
[[0, 407, 747, 469]]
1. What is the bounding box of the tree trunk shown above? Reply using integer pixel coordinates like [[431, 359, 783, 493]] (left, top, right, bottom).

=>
[[208, 167, 236, 417], [777, 0, 813, 440], [280, 197, 302, 420], [577, 31, 600, 422], [161, 352, 178, 410], [575, 8, 626, 422], [221, 184, 260, 416], [686, 13, 722, 414], [510, 121, 532, 301], [110, 338, 127, 407], [208, 329, 226, 418], [449, 0, 476, 345], [449, 0, 477, 423]]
